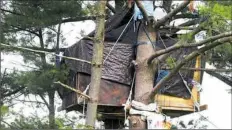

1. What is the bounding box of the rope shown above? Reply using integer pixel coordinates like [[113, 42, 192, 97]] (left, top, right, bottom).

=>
[[159, 34, 219, 129], [123, 72, 136, 126], [142, 25, 156, 50], [103, 14, 135, 64], [78, 14, 135, 119]]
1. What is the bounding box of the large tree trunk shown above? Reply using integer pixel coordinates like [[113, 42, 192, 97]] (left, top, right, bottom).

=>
[[86, 1, 106, 127], [129, 22, 156, 129]]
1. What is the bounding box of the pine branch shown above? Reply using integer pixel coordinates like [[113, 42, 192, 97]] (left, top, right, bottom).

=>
[[147, 31, 232, 64], [1, 43, 91, 64], [150, 37, 232, 96], [54, 81, 91, 100], [2, 86, 25, 98], [0, 8, 25, 16], [155, 0, 191, 28]]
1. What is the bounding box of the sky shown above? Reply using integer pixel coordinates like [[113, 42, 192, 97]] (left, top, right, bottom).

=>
[[1, 1, 231, 129]]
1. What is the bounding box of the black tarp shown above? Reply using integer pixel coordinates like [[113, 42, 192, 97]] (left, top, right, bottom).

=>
[[61, 7, 197, 99]]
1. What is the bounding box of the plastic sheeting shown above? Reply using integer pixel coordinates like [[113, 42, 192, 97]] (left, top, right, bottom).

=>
[[61, 6, 198, 99]]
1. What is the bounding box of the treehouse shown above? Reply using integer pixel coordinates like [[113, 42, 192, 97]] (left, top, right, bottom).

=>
[[57, 7, 207, 124]]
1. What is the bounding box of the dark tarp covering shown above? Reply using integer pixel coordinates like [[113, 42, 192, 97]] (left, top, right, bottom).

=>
[[64, 40, 135, 85], [61, 7, 197, 100], [157, 48, 196, 99]]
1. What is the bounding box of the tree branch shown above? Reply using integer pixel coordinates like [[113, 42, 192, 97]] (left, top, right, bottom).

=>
[[1, 43, 91, 64], [155, 0, 191, 28], [3, 86, 25, 98], [54, 81, 91, 100], [0, 8, 25, 16], [206, 71, 232, 87], [134, 0, 149, 22], [39, 94, 49, 109], [14, 99, 46, 105], [106, 2, 116, 14], [173, 13, 199, 19], [150, 37, 232, 96], [61, 16, 97, 23], [148, 31, 232, 64], [162, 67, 232, 72], [160, 25, 195, 30], [1, 22, 40, 36]]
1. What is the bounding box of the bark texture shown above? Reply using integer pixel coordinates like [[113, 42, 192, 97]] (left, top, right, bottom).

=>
[[86, 1, 106, 127], [130, 23, 156, 129]]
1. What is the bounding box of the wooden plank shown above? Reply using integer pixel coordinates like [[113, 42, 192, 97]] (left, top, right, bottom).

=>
[[200, 104, 208, 111]]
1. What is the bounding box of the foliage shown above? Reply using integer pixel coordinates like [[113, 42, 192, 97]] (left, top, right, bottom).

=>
[[0, 105, 9, 116], [15, 64, 69, 96], [198, 1, 232, 84], [76, 124, 94, 129]]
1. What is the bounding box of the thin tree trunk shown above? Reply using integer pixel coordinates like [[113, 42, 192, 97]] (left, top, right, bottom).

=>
[[0, 0, 2, 128], [86, 1, 106, 127], [48, 90, 55, 129], [129, 22, 156, 129], [38, 30, 56, 128]]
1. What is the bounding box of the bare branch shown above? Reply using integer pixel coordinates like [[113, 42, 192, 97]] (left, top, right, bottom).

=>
[[148, 31, 232, 64], [54, 81, 91, 100], [150, 37, 232, 95], [155, 0, 191, 28], [14, 99, 46, 105], [1, 43, 91, 64], [134, 0, 149, 22], [61, 16, 97, 23], [39, 94, 49, 109], [173, 13, 199, 19], [162, 67, 232, 72], [160, 25, 195, 30], [106, 2, 116, 14]]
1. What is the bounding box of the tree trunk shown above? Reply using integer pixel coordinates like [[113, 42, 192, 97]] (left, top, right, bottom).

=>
[[48, 90, 55, 129], [86, 1, 106, 127], [0, 0, 2, 128], [38, 30, 56, 128], [129, 22, 156, 129]]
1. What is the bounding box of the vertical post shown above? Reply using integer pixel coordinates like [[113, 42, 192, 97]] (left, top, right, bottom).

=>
[[0, 0, 3, 128], [86, 1, 106, 128]]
